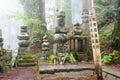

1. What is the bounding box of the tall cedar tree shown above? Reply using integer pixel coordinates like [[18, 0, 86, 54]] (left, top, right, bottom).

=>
[[112, 0, 120, 50]]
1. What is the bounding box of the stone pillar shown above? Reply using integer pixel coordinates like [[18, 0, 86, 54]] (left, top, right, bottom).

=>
[[18, 26, 29, 54]]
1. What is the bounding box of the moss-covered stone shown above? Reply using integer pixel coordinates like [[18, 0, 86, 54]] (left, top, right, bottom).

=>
[[16, 54, 37, 67]]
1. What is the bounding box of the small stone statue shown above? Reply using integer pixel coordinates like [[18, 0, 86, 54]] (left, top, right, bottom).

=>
[[18, 26, 29, 54]]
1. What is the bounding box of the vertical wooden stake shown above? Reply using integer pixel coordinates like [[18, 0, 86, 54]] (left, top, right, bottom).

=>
[[89, 9, 103, 80]]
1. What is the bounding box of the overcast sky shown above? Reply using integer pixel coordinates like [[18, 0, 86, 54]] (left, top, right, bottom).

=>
[[0, 0, 23, 16]]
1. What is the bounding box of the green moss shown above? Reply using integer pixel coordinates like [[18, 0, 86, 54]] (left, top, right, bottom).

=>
[[18, 54, 36, 59], [16, 54, 37, 67], [18, 62, 37, 67]]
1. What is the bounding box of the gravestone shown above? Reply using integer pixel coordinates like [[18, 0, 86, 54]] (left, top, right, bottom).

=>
[[18, 26, 29, 54]]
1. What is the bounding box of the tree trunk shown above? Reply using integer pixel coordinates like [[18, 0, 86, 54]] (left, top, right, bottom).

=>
[[19, 0, 47, 53], [55, 0, 72, 26], [112, 0, 120, 50], [64, 0, 72, 26], [38, 0, 47, 31]]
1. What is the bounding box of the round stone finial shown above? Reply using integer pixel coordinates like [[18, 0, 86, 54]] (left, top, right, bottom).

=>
[[21, 26, 27, 32], [74, 22, 80, 26], [57, 11, 65, 18]]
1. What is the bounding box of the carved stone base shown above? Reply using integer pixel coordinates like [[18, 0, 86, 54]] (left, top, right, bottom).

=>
[[18, 47, 29, 54]]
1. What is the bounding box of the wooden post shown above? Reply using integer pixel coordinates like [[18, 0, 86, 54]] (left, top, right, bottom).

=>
[[89, 9, 103, 80], [71, 39, 74, 51], [75, 39, 78, 52]]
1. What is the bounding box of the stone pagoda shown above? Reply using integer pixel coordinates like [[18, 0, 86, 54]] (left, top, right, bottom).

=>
[[42, 35, 50, 56], [18, 26, 29, 54], [81, 0, 92, 36], [81, 8, 90, 36]]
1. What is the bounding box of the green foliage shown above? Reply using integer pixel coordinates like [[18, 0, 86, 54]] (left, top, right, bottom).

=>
[[99, 23, 114, 38], [95, 0, 116, 27], [95, 0, 120, 28], [17, 54, 37, 67], [19, 0, 47, 51], [46, 0, 72, 25], [2, 49, 12, 67], [66, 31, 74, 39], [102, 50, 120, 64], [44, 31, 54, 39], [0, 49, 12, 73], [48, 52, 77, 64], [98, 8, 115, 27], [48, 54, 59, 64], [67, 53, 77, 64], [18, 54, 36, 59]]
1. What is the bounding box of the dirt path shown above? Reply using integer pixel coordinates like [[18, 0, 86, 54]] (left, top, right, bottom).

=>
[[0, 67, 37, 80]]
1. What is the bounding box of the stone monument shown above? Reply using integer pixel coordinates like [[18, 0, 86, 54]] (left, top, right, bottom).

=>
[[18, 26, 29, 54], [53, 11, 69, 55]]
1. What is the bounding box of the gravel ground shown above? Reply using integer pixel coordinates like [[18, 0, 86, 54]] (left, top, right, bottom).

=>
[[0, 67, 37, 80]]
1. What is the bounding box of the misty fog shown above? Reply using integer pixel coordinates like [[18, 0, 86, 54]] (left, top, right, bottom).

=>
[[0, 0, 23, 50]]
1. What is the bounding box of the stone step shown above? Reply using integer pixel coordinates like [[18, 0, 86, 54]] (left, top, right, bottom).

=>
[[16, 54, 37, 67], [17, 62, 37, 67], [18, 59, 35, 63]]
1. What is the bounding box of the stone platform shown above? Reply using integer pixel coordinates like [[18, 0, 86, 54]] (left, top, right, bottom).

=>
[[40, 63, 120, 80]]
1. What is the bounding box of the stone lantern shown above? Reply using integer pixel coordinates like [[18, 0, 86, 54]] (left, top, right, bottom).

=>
[[53, 11, 69, 55], [18, 26, 29, 54], [42, 35, 50, 56]]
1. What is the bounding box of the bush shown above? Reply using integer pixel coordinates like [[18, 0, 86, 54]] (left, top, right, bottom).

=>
[[102, 50, 120, 64], [48, 53, 77, 64]]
